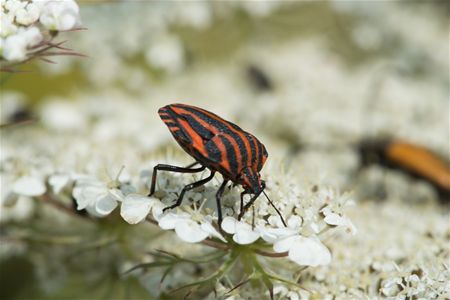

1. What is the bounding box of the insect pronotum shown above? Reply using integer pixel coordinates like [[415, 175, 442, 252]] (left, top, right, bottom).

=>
[[148, 103, 286, 226]]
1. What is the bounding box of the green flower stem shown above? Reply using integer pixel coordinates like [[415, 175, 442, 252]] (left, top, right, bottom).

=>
[[16, 233, 82, 245], [251, 251, 305, 290], [170, 250, 240, 293], [71, 236, 117, 255]]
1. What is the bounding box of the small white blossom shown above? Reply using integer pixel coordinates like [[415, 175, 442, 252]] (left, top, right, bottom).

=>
[[321, 206, 357, 234], [39, 0, 81, 31], [1, 0, 82, 64], [4, 0, 26, 14], [72, 176, 128, 217], [158, 212, 225, 243], [12, 175, 46, 197], [381, 277, 403, 296], [120, 194, 158, 224], [273, 284, 289, 297], [0, 17, 18, 38], [258, 215, 302, 243], [287, 291, 300, 300], [15, 3, 41, 26], [21, 26, 43, 47], [258, 226, 297, 243], [274, 235, 331, 267], [3, 34, 27, 61], [48, 173, 71, 194], [221, 216, 260, 245]]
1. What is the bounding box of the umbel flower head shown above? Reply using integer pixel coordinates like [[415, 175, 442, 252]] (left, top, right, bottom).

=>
[[67, 157, 356, 296], [0, 0, 84, 71]]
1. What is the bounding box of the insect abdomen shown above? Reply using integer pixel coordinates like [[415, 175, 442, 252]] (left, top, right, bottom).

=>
[[159, 104, 268, 181]]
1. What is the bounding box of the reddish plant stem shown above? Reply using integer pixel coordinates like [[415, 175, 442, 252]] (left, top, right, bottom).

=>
[[254, 249, 289, 257], [201, 238, 230, 250], [39, 193, 91, 221]]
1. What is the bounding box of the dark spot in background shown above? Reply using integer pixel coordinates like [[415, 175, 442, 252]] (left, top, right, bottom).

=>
[[246, 64, 273, 92]]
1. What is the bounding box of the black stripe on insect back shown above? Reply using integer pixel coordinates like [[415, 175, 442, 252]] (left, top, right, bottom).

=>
[[256, 138, 264, 171], [180, 113, 215, 141], [180, 106, 249, 169], [205, 138, 223, 163], [219, 135, 239, 175], [244, 132, 257, 165], [164, 107, 193, 144], [163, 121, 178, 128]]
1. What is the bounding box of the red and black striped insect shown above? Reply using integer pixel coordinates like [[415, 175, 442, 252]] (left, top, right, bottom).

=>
[[148, 103, 286, 226]]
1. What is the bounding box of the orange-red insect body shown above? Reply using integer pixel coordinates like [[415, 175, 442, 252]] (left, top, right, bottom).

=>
[[148, 103, 283, 225], [359, 139, 450, 202]]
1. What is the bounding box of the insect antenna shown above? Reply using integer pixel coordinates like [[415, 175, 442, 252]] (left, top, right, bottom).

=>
[[262, 190, 287, 227]]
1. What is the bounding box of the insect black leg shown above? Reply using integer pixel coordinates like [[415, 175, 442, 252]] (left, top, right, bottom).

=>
[[239, 191, 248, 218], [237, 191, 262, 221], [215, 180, 229, 227], [148, 163, 205, 197], [184, 161, 200, 169], [163, 170, 216, 212]]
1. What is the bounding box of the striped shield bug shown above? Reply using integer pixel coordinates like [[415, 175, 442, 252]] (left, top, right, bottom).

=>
[[148, 103, 286, 226]]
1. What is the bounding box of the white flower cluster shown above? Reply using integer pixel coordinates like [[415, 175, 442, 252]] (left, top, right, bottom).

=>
[[66, 157, 356, 267], [1, 2, 448, 297], [0, 92, 355, 270], [381, 270, 450, 299], [1, 0, 81, 62], [81, 169, 355, 268]]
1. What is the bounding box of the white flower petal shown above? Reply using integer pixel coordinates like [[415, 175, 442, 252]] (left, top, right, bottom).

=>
[[258, 226, 297, 243], [310, 222, 321, 234], [344, 218, 357, 235], [85, 204, 104, 218], [323, 212, 344, 226], [287, 215, 302, 229], [320, 206, 333, 216], [95, 194, 118, 216], [48, 174, 70, 194], [21, 26, 42, 47], [12, 176, 46, 197], [3, 34, 27, 61], [221, 216, 237, 234], [119, 184, 136, 196], [151, 201, 165, 221], [175, 219, 209, 243], [268, 215, 285, 228], [288, 236, 331, 267], [221, 217, 259, 244], [273, 235, 299, 253], [15, 3, 40, 25], [72, 184, 105, 210], [324, 213, 357, 235], [40, 0, 81, 31], [273, 284, 289, 296], [109, 188, 125, 202], [158, 212, 189, 230], [233, 229, 259, 245], [201, 220, 226, 242], [120, 194, 154, 224], [287, 291, 300, 300]]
